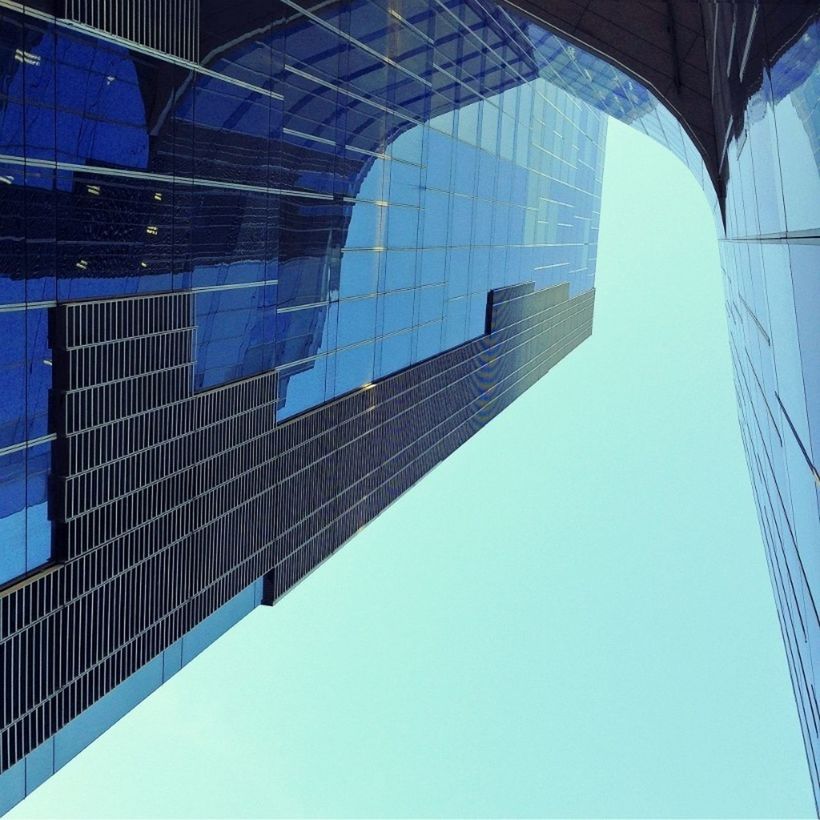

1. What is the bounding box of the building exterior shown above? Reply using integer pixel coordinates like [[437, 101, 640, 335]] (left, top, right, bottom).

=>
[[0, 0, 817, 813], [0, 0, 608, 812], [514, 2, 819, 807]]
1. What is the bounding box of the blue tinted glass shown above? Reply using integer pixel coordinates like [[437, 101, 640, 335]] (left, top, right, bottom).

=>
[[386, 206, 419, 248], [444, 297, 468, 348], [340, 251, 381, 298], [381, 290, 415, 334], [0, 440, 26, 571], [450, 196, 474, 246], [453, 142, 477, 194], [419, 249, 446, 286], [346, 203, 384, 249], [335, 342, 374, 394], [422, 192, 450, 247], [337, 297, 377, 348], [384, 250, 416, 291], [415, 321, 442, 362], [377, 331, 413, 377], [426, 130, 453, 189], [279, 357, 328, 420], [391, 126, 423, 164], [25, 443, 51, 570], [419, 285, 445, 324], [389, 160, 422, 205], [0, 312, 26, 450], [0, 0, 615, 586]]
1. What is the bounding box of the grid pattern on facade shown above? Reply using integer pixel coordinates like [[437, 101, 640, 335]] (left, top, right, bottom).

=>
[[0, 281, 593, 774], [63, 0, 200, 62]]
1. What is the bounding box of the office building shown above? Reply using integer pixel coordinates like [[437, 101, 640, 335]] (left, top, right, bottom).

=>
[[0, 0, 606, 811], [0, 0, 817, 812], [518, 3, 818, 805]]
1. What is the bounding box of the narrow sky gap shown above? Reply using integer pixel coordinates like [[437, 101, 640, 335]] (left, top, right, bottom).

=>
[[8, 118, 813, 820]]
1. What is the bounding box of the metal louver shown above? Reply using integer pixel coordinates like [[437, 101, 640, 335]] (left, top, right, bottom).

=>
[[63, 0, 200, 62]]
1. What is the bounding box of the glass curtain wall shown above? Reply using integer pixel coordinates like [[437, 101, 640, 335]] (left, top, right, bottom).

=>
[[0, 0, 607, 584]]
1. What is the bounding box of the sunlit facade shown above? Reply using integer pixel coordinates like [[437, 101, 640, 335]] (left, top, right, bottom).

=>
[[710, 16, 820, 809], [0, 0, 606, 811], [0, 0, 817, 813]]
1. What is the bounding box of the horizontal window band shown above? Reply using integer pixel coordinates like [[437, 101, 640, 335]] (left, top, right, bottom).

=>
[[0, 433, 57, 459], [0, 0, 284, 101], [0, 154, 333, 201], [0, 301, 56, 313], [283, 62, 423, 127], [192, 281, 278, 294]]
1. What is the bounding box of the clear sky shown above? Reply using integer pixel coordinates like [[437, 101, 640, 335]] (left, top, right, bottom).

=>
[[9, 118, 815, 819]]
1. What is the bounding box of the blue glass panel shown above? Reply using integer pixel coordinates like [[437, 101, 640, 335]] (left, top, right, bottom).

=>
[[450, 196, 474, 246], [26, 442, 51, 571], [0, 447, 26, 584], [467, 293, 486, 338], [384, 250, 416, 291], [357, 158, 387, 201], [418, 285, 445, 324], [425, 130, 453, 190], [377, 331, 413, 377], [477, 150, 496, 200], [275, 305, 329, 369], [0, 311, 26, 450], [389, 159, 422, 205], [421, 192, 449, 247], [444, 297, 468, 348], [279, 357, 328, 420], [337, 296, 377, 348], [386, 205, 419, 248], [415, 321, 442, 362], [346, 202, 384, 248], [457, 102, 479, 145], [390, 126, 423, 164], [195, 289, 274, 389], [453, 142, 477, 194], [790, 244, 820, 455], [381, 289, 414, 334], [446, 249, 470, 298], [27, 309, 52, 442], [480, 101, 499, 154], [340, 250, 381, 298], [335, 342, 374, 394]]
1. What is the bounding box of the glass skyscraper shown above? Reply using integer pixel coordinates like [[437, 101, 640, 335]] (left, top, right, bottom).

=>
[[0, 0, 817, 812], [0, 1, 605, 811]]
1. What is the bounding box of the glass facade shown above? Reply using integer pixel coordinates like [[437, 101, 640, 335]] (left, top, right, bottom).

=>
[[0, 0, 606, 586], [507, 5, 819, 804], [0, 0, 817, 812], [710, 15, 820, 806]]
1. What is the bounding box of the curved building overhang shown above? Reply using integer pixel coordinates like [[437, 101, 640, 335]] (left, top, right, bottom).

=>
[[498, 0, 818, 226]]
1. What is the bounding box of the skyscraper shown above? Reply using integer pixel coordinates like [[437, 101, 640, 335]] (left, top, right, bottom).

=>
[[516, 3, 818, 805], [0, 0, 817, 813], [0, 1, 607, 812]]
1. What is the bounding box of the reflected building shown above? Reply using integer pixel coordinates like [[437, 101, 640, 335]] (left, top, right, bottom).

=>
[[0, 1, 605, 812], [0, 0, 818, 813]]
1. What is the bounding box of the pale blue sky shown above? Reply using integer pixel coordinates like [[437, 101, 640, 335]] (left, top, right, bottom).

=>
[[9, 118, 815, 818]]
